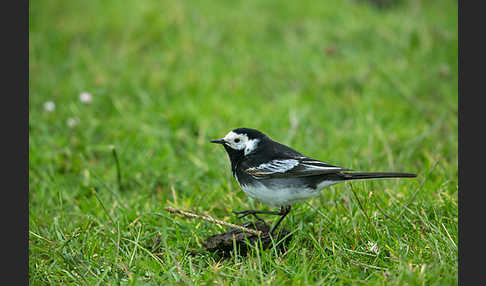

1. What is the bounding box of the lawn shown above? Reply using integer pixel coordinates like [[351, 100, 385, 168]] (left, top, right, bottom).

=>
[[29, 0, 458, 284]]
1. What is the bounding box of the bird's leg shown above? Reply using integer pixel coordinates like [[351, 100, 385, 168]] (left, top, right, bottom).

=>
[[270, 205, 292, 235], [232, 209, 282, 220]]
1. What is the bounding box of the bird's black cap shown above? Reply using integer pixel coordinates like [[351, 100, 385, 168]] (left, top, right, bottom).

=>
[[231, 128, 267, 140]]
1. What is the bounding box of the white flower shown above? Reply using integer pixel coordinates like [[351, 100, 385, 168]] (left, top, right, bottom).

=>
[[67, 117, 79, 128], [367, 241, 380, 255], [43, 101, 55, 112], [79, 92, 92, 103]]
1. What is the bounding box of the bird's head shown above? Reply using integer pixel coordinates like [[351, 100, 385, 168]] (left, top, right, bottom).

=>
[[211, 128, 267, 160]]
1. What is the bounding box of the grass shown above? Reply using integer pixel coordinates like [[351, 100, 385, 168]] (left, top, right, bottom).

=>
[[29, 0, 457, 284]]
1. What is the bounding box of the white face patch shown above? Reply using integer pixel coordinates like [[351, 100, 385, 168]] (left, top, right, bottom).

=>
[[244, 138, 260, 155], [223, 131, 260, 155]]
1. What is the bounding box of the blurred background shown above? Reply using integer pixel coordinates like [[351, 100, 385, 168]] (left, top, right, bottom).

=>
[[29, 0, 457, 184], [29, 0, 457, 284]]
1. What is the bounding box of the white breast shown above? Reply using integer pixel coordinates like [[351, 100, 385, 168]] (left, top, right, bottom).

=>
[[235, 173, 341, 206], [239, 182, 322, 207]]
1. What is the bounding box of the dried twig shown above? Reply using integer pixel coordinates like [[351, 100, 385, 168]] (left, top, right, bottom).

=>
[[164, 207, 262, 236]]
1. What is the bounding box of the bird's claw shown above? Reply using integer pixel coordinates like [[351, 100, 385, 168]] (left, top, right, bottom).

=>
[[232, 210, 252, 219], [232, 210, 265, 221]]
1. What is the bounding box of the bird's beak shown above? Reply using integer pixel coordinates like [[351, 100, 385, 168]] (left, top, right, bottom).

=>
[[210, 138, 225, 144]]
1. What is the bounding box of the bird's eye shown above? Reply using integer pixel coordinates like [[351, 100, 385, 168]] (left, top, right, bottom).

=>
[[234, 138, 240, 143]]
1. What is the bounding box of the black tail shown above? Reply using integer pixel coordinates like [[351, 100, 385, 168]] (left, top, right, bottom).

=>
[[340, 172, 417, 181]]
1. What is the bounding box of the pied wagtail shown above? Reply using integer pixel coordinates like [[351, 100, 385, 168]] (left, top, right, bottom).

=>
[[211, 128, 417, 234]]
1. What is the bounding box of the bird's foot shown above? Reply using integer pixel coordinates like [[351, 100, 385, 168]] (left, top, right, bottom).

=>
[[233, 210, 262, 221]]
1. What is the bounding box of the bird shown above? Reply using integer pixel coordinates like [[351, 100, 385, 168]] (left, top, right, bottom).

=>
[[211, 127, 417, 234]]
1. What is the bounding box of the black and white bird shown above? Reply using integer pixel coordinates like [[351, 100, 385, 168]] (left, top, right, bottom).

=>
[[211, 128, 417, 234]]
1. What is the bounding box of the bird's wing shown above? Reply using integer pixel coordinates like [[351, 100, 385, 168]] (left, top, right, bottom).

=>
[[245, 157, 351, 179]]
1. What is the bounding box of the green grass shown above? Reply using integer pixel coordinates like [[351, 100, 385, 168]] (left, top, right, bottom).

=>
[[29, 0, 457, 284]]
